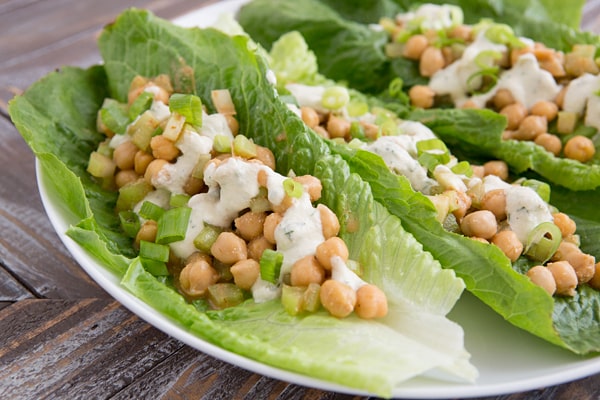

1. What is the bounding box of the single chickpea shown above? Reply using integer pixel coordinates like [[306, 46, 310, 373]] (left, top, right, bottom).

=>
[[257, 169, 269, 187], [271, 194, 294, 214], [263, 212, 283, 244], [319, 279, 356, 318], [530, 100, 558, 121], [210, 232, 248, 264], [230, 259, 260, 290], [419, 46, 445, 77], [144, 158, 168, 184], [483, 160, 509, 181], [588, 262, 600, 290], [113, 141, 139, 170], [115, 170, 139, 188], [317, 204, 341, 239], [312, 125, 330, 139], [179, 258, 219, 297], [134, 150, 154, 175], [491, 230, 523, 262], [448, 24, 472, 41], [300, 106, 320, 128], [492, 88, 515, 110], [326, 115, 351, 139], [552, 241, 595, 283], [546, 261, 578, 296], [564, 135, 596, 163], [135, 220, 157, 247], [254, 146, 276, 170], [526, 265, 556, 295], [500, 102, 527, 130], [409, 85, 436, 109], [460, 210, 498, 240], [355, 284, 388, 319], [471, 165, 485, 179], [480, 189, 507, 220], [513, 115, 547, 141], [150, 135, 180, 161], [316, 237, 349, 271], [290, 255, 326, 287], [360, 121, 380, 140], [183, 176, 204, 196], [247, 236, 274, 261], [461, 100, 478, 109], [293, 175, 322, 202], [402, 34, 429, 60], [552, 212, 577, 237], [235, 211, 267, 241], [534, 133, 562, 156]]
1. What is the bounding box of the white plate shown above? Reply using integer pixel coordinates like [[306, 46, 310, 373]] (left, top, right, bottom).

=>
[[36, 1, 600, 398]]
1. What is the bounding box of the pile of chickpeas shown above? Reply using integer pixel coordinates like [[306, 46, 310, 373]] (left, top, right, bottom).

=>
[[94, 75, 388, 319], [387, 21, 598, 164]]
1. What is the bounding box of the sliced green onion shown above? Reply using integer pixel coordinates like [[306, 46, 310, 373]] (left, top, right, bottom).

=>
[[233, 134, 257, 158], [193, 225, 222, 253], [140, 257, 170, 276], [283, 178, 303, 198], [213, 134, 232, 153], [170, 193, 190, 208], [321, 86, 350, 110], [128, 91, 154, 120], [207, 283, 245, 309], [346, 101, 369, 117], [156, 206, 192, 244], [416, 138, 449, 154], [524, 222, 562, 263], [474, 50, 502, 71], [99, 98, 129, 135], [260, 249, 283, 284], [115, 179, 153, 212], [119, 210, 141, 238], [169, 93, 203, 128], [139, 240, 170, 262], [416, 139, 451, 171], [485, 23, 524, 48], [521, 179, 551, 203], [139, 201, 165, 221], [451, 161, 473, 177]]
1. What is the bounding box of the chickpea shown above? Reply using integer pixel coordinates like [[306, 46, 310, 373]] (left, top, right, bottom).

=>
[[588, 262, 600, 290], [115, 170, 139, 188], [326, 115, 351, 139], [254, 146, 276, 170], [144, 158, 168, 184], [300, 106, 320, 128], [211, 232, 248, 264], [263, 212, 283, 244], [150, 135, 180, 161], [355, 284, 388, 319], [546, 261, 578, 296], [113, 141, 139, 170], [230, 259, 260, 290], [409, 85, 436, 109], [293, 175, 322, 202], [316, 237, 349, 270], [360, 121, 380, 140], [290, 255, 325, 287], [526, 265, 556, 295], [483, 160, 509, 181], [257, 169, 269, 187], [183, 176, 204, 196], [460, 100, 478, 109], [235, 211, 267, 241], [552, 241, 595, 283], [319, 279, 356, 318], [552, 212, 577, 237], [513, 115, 547, 141], [135, 220, 157, 247], [247, 236, 274, 261], [317, 204, 341, 239], [460, 210, 498, 240], [419, 46, 445, 77], [564, 135, 596, 163], [471, 165, 485, 179], [471, 237, 489, 244], [530, 100, 558, 121], [312, 125, 330, 139], [134, 150, 154, 175], [480, 189, 507, 220], [448, 24, 472, 41], [534, 133, 562, 156], [271, 194, 294, 214], [179, 258, 219, 297], [402, 34, 429, 60], [554, 85, 568, 109], [491, 230, 523, 262], [492, 88, 515, 110], [500, 102, 527, 130]]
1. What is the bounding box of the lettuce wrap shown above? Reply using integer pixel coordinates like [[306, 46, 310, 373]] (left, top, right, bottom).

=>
[[7, 8, 484, 398], [237, 0, 600, 191], [256, 28, 600, 355]]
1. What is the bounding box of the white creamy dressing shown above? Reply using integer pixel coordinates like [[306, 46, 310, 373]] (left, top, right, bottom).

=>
[[331, 256, 367, 291], [198, 111, 234, 140], [395, 4, 462, 31], [562, 73, 600, 131], [251, 278, 281, 303], [149, 99, 171, 121], [285, 83, 328, 113], [108, 132, 131, 148], [433, 165, 467, 192]]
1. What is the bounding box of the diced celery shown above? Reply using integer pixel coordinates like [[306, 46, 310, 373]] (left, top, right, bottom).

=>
[[191, 153, 212, 180], [115, 179, 153, 212], [162, 112, 186, 141], [87, 151, 116, 178], [260, 249, 283, 284], [212, 259, 233, 282], [207, 283, 245, 309], [96, 139, 114, 158], [119, 210, 141, 238], [170, 193, 190, 208], [129, 110, 161, 151], [556, 111, 578, 134], [233, 135, 257, 158], [211, 89, 236, 115], [99, 98, 129, 135], [282, 284, 305, 315], [193, 225, 222, 253], [302, 283, 321, 313], [249, 187, 271, 213], [213, 134, 232, 153]]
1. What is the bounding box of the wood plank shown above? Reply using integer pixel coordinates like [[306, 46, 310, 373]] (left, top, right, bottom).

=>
[[0, 265, 33, 302]]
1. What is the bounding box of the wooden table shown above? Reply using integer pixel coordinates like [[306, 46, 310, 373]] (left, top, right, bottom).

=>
[[1, 1, 599, 399]]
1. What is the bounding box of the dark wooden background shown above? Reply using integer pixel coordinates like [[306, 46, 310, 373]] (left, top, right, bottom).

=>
[[1, 1, 599, 399]]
